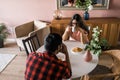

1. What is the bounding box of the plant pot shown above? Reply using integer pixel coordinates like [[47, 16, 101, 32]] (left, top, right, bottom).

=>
[[0, 38, 4, 48], [83, 50, 92, 62]]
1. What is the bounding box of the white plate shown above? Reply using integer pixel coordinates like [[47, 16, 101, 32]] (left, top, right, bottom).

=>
[[71, 47, 83, 55]]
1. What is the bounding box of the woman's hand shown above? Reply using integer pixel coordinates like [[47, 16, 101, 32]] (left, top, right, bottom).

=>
[[62, 26, 72, 41], [65, 26, 72, 33]]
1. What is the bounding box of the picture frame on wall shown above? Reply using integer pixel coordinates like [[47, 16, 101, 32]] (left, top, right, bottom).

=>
[[57, 0, 110, 10]]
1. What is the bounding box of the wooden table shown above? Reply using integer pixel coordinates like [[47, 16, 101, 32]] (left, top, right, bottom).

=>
[[37, 40, 98, 79]]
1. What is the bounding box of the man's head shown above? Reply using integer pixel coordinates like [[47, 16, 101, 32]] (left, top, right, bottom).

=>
[[44, 33, 62, 53]]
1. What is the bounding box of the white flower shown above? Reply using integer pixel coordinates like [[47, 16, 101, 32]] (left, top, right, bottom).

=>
[[97, 31, 100, 35], [88, 5, 93, 11], [93, 28, 97, 33], [95, 38, 99, 42], [100, 30, 102, 32], [92, 34, 96, 37]]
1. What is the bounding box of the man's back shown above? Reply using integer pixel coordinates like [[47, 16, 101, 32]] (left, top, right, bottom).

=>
[[25, 52, 71, 80]]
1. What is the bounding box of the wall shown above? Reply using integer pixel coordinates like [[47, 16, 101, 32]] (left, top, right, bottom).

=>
[[0, 0, 119, 38], [0, 0, 56, 27]]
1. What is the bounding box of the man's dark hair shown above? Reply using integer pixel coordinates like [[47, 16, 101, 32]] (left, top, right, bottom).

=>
[[44, 33, 62, 53]]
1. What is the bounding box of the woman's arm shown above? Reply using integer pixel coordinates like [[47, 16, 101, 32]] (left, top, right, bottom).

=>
[[62, 26, 72, 41]]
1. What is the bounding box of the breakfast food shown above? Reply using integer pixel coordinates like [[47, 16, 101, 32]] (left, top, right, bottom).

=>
[[72, 47, 83, 52]]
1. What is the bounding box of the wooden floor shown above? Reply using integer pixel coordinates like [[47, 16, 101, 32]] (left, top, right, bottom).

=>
[[0, 40, 119, 80], [0, 41, 27, 80]]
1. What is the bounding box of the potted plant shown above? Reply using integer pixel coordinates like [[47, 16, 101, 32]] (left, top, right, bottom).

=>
[[75, 0, 92, 11], [75, 0, 93, 20], [0, 23, 9, 48], [85, 26, 102, 56]]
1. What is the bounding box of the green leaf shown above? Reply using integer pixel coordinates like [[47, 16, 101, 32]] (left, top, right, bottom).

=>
[[75, 0, 92, 11], [0, 23, 9, 40]]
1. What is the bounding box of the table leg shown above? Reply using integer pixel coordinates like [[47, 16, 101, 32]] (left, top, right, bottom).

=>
[[80, 75, 89, 80]]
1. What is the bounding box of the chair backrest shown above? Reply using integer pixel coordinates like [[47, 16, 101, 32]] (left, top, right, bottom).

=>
[[15, 21, 34, 38], [29, 26, 50, 46], [22, 34, 40, 56]]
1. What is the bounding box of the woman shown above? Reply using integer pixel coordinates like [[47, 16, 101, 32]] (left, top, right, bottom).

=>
[[62, 14, 89, 44]]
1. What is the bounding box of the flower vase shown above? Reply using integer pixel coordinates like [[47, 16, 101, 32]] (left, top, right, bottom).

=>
[[83, 50, 92, 62], [84, 11, 89, 20]]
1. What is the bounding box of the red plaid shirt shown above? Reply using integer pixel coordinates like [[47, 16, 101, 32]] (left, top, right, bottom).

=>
[[25, 52, 72, 80]]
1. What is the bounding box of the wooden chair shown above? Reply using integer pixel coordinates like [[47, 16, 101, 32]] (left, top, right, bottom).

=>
[[15, 20, 50, 51], [22, 34, 40, 56], [81, 50, 120, 80]]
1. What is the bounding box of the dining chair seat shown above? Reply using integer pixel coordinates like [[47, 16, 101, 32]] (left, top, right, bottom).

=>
[[88, 64, 114, 80]]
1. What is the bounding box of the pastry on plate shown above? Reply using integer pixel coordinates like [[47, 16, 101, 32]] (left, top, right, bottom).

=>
[[72, 47, 83, 52]]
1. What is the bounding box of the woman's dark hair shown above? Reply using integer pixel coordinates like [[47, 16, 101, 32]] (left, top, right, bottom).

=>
[[44, 33, 62, 53], [69, 14, 89, 33]]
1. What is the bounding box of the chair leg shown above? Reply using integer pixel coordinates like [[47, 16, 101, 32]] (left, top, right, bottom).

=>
[[115, 76, 120, 80], [19, 47, 23, 51]]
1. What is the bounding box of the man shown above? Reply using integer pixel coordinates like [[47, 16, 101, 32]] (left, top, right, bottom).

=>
[[25, 33, 72, 80]]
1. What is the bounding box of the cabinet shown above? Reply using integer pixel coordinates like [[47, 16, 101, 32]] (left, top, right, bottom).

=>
[[50, 17, 120, 47]]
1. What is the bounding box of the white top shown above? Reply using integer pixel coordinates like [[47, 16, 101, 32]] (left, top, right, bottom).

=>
[[37, 40, 98, 79]]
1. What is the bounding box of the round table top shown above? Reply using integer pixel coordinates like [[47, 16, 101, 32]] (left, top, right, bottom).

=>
[[63, 40, 98, 78], [37, 40, 98, 79]]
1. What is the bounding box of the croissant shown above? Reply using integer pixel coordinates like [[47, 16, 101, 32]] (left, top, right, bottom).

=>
[[72, 47, 83, 52]]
